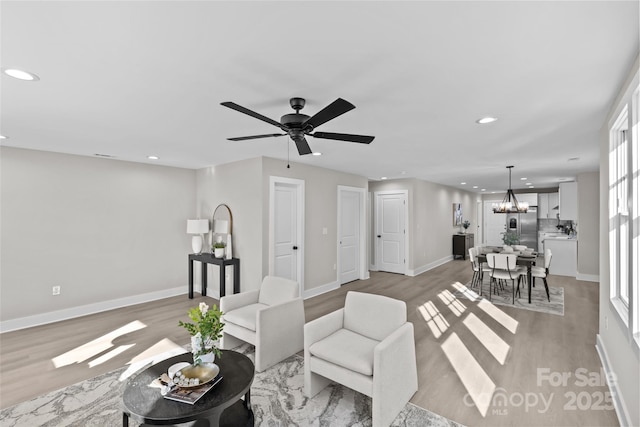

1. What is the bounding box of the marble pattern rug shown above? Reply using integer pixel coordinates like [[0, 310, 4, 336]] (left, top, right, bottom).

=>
[[459, 281, 564, 316], [0, 345, 463, 427]]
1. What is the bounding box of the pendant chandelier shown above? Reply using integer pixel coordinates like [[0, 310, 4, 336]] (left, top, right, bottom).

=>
[[492, 166, 529, 213]]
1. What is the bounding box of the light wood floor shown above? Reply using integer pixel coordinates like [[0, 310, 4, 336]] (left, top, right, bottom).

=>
[[0, 260, 618, 426]]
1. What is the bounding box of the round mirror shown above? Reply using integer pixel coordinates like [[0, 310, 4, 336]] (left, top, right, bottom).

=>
[[212, 203, 232, 237]]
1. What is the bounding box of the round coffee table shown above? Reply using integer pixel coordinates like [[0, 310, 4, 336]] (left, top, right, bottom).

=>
[[122, 350, 254, 427]]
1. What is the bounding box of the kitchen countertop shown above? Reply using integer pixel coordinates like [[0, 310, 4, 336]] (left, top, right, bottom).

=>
[[544, 236, 578, 241]]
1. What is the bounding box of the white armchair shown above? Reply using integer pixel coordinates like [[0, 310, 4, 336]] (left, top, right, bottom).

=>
[[220, 275, 304, 372], [304, 291, 418, 427]]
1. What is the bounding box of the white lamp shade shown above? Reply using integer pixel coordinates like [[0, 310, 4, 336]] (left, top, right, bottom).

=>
[[187, 219, 209, 234]]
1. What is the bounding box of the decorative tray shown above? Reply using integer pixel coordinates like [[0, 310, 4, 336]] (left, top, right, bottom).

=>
[[168, 362, 220, 389]]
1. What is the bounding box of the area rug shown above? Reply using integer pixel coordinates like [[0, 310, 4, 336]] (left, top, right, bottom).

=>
[[457, 281, 564, 316], [0, 345, 463, 427]]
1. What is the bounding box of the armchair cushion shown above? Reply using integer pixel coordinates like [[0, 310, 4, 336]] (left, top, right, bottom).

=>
[[258, 276, 299, 306], [309, 329, 379, 376], [223, 303, 268, 332], [343, 292, 406, 341]]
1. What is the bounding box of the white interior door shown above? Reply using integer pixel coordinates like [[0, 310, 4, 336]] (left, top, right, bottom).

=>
[[270, 177, 304, 291], [338, 187, 361, 284], [484, 200, 506, 246], [375, 192, 406, 274]]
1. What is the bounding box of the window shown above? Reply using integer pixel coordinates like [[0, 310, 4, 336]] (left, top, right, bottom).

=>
[[609, 82, 640, 341]]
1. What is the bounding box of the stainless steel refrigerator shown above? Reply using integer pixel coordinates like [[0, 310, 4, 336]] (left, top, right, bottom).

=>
[[506, 208, 538, 250]]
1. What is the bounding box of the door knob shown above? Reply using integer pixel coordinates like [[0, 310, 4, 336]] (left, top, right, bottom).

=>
[[377, 235, 381, 238], [293, 246, 298, 250]]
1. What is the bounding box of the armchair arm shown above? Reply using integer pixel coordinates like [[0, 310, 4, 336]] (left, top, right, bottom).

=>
[[303, 308, 344, 353], [254, 297, 305, 372], [372, 322, 418, 427], [220, 289, 259, 313]]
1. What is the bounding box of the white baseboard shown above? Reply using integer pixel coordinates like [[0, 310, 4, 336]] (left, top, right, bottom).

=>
[[408, 255, 453, 277], [576, 272, 600, 282], [303, 280, 340, 300], [596, 334, 628, 427], [0, 286, 186, 333]]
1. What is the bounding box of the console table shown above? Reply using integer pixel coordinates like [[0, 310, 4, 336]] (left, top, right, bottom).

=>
[[188, 253, 240, 299], [452, 233, 474, 260]]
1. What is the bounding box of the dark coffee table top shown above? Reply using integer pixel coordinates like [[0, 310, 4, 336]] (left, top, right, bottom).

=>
[[122, 349, 254, 425]]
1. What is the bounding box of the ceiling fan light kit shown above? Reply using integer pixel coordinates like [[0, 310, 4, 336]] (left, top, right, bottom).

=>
[[492, 165, 529, 214], [221, 97, 375, 156]]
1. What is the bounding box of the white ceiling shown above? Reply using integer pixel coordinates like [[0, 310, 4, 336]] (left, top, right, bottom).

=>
[[1, 1, 638, 192]]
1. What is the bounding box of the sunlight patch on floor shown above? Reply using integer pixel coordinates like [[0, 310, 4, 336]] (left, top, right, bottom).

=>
[[441, 332, 495, 417], [52, 320, 147, 368], [451, 282, 479, 301], [88, 344, 135, 368], [462, 313, 510, 365], [118, 338, 188, 382], [477, 299, 519, 334], [437, 289, 467, 317], [418, 301, 449, 339]]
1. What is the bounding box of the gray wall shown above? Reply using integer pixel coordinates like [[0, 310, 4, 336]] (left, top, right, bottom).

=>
[[597, 57, 639, 427], [195, 156, 368, 295], [195, 157, 264, 295], [577, 172, 599, 277], [1, 147, 195, 324], [261, 157, 368, 292], [369, 178, 478, 273]]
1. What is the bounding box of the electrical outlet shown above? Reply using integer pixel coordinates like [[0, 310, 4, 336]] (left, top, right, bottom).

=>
[[333, 264, 337, 270], [52, 286, 61, 295], [322, 227, 328, 235]]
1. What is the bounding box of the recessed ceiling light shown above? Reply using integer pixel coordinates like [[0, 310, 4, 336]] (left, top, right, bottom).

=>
[[481, 189, 486, 191], [2, 68, 40, 81], [476, 117, 497, 124], [529, 186, 535, 188], [0, 135, 7, 139], [526, 182, 532, 185], [520, 177, 527, 181], [148, 155, 159, 160], [312, 152, 322, 156], [380, 177, 387, 180], [491, 191, 497, 194], [472, 185, 478, 189], [461, 182, 467, 185]]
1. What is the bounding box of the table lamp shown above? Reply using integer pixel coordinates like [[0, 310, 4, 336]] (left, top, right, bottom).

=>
[[187, 219, 209, 254]]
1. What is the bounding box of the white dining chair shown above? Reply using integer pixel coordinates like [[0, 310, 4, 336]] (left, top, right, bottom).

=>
[[469, 247, 491, 292], [530, 249, 552, 301], [486, 253, 526, 304]]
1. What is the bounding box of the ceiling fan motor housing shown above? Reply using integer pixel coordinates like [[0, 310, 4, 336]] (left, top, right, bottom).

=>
[[281, 113, 310, 129]]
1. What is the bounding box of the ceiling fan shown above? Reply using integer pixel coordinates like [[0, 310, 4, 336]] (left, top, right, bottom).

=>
[[220, 97, 375, 155]]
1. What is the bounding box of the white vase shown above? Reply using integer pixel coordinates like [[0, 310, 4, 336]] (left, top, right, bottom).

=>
[[198, 352, 215, 364], [214, 248, 224, 258]]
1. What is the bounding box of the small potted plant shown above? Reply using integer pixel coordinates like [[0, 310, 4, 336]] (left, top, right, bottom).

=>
[[462, 220, 471, 234], [213, 241, 226, 258], [178, 302, 224, 364], [502, 231, 520, 246]]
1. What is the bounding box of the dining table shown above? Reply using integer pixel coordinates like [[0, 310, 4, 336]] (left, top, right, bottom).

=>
[[476, 248, 538, 304]]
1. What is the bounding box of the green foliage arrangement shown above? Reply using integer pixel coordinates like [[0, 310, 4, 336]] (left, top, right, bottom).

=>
[[462, 220, 471, 230], [502, 231, 520, 246], [178, 302, 224, 362]]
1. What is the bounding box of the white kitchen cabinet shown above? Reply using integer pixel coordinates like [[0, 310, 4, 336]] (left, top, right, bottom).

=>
[[544, 238, 577, 277], [538, 194, 549, 219], [559, 182, 577, 220], [516, 193, 538, 207], [537, 192, 559, 219], [548, 192, 559, 218]]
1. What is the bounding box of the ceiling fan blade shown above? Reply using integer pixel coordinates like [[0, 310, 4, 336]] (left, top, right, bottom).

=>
[[227, 133, 286, 141], [311, 131, 375, 144], [293, 136, 312, 155], [303, 98, 355, 129], [221, 102, 283, 129]]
